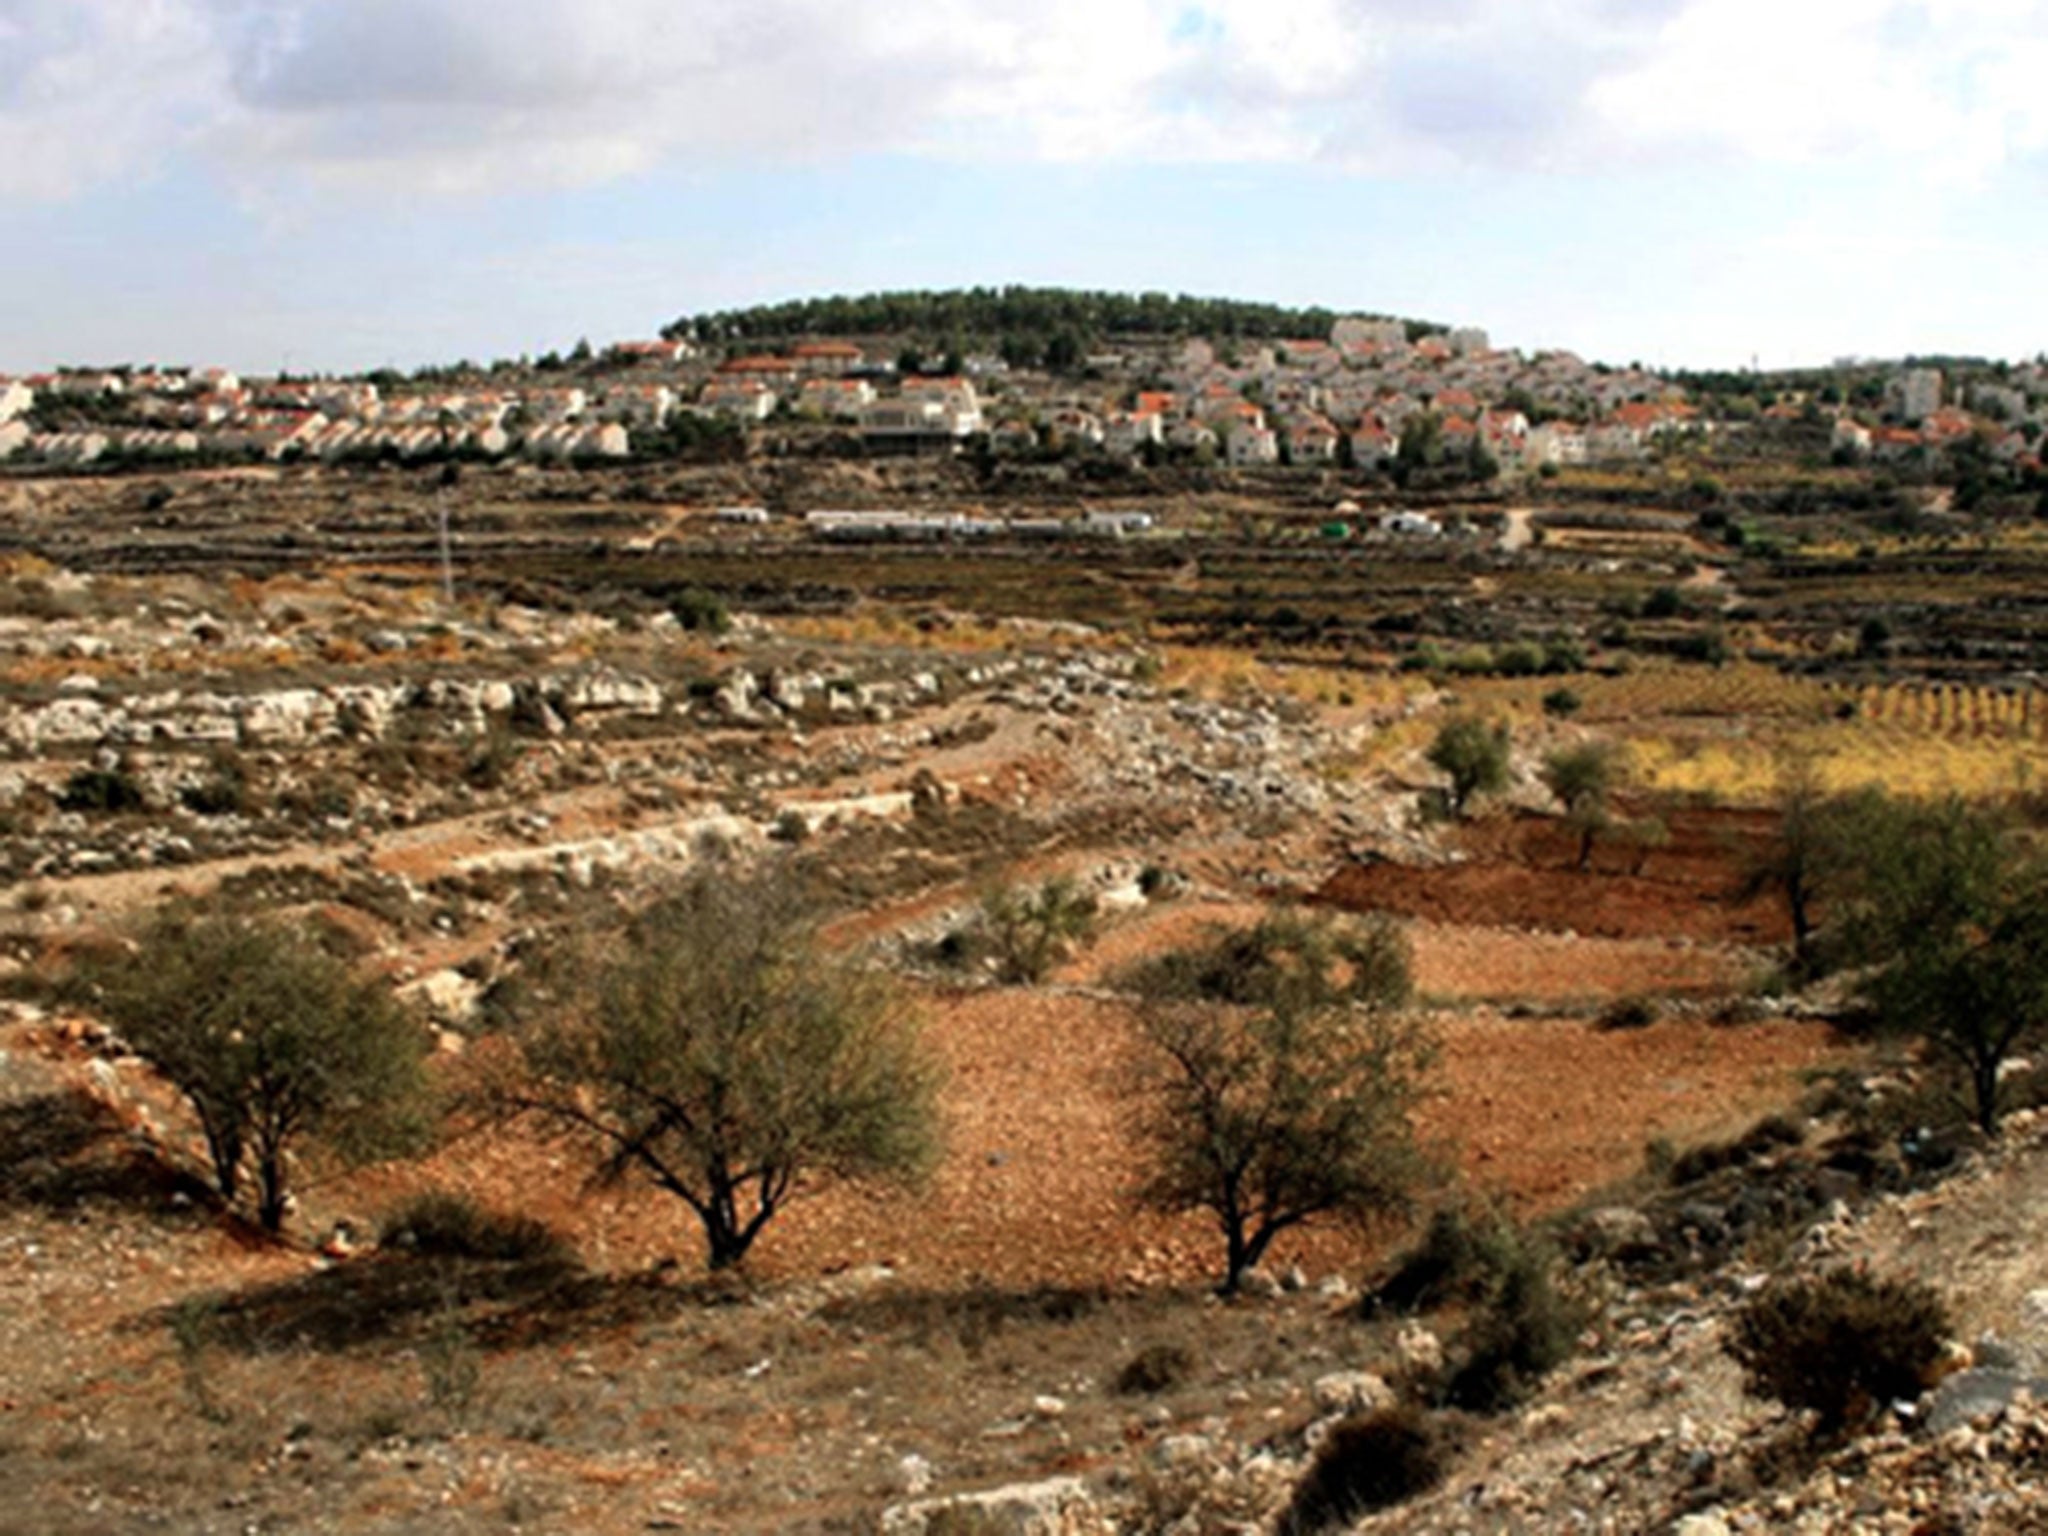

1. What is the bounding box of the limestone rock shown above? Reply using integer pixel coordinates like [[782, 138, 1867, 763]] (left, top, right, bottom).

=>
[[881, 1475, 1107, 1536]]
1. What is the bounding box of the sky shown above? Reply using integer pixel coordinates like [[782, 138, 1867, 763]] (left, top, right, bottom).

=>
[[3, 0, 2046, 375]]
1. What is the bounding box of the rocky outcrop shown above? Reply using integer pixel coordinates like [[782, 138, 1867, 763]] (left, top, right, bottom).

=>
[[881, 1475, 1109, 1536]]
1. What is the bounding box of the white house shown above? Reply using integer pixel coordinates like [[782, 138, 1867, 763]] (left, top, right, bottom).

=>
[[1830, 417, 1874, 458], [1049, 409, 1104, 448], [1228, 424, 1280, 466], [33, 432, 109, 465], [900, 376, 983, 435], [114, 429, 199, 457], [1331, 316, 1408, 354], [1385, 510, 1442, 537], [525, 423, 629, 460], [796, 377, 876, 421], [860, 399, 957, 441], [0, 420, 30, 460], [700, 380, 778, 422], [1287, 416, 1342, 464], [1524, 422, 1588, 467], [1082, 510, 1154, 536], [1349, 420, 1396, 469], [792, 341, 865, 376], [1103, 410, 1164, 455], [600, 385, 676, 427], [1886, 368, 1944, 424], [0, 378, 34, 424]]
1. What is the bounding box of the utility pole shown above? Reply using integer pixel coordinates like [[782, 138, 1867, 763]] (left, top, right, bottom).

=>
[[437, 459, 460, 607]]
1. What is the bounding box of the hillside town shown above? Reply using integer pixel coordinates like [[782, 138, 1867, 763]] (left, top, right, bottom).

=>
[[6, 318, 2044, 482]]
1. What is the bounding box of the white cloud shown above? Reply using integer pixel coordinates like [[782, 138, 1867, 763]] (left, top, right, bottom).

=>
[[0, 0, 224, 196], [1587, 0, 2048, 180], [2, 0, 2045, 198]]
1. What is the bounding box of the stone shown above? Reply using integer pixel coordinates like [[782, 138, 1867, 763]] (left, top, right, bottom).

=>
[[1311, 1371, 1395, 1417], [881, 1476, 1107, 1536], [1579, 1205, 1660, 1258], [1397, 1325, 1445, 1378], [1925, 1369, 2048, 1435], [1673, 1515, 1732, 1536], [404, 968, 482, 1025], [895, 1454, 934, 1497], [1151, 1434, 1214, 1470]]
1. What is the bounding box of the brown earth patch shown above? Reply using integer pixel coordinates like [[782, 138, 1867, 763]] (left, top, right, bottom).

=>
[[1318, 806, 1790, 944]]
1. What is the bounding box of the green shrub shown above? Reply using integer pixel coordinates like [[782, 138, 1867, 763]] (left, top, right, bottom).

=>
[[978, 876, 1098, 985], [1368, 1204, 1527, 1317], [1426, 716, 1512, 819], [1495, 641, 1545, 678], [1541, 687, 1582, 718], [669, 586, 730, 633], [1642, 585, 1685, 619], [378, 1191, 574, 1267], [1668, 1111, 1805, 1185], [463, 729, 524, 791], [1121, 910, 1412, 1015], [1278, 1406, 1448, 1533], [180, 749, 254, 817], [1115, 1342, 1195, 1396], [59, 766, 146, 815], [1595, 995, 1660, 1031], [1674, 628, 1732, 666], [1440, 1228, 1585, 1413], [1725, 1270, 1948, 1432]]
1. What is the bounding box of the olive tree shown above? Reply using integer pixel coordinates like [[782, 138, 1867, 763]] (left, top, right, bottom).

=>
[[81, 908, 428, 1232], [1121, 908, 1412, 1016], [977, 875, 1099, 985], [1831, 794, 2048, 1135], [1733, 773, 1864, 976], [501, 867, 940, 1270], [1539, 740, 1621, 870], [1426, 716, 1511, 820], [1132, 986, 1436, 1294]]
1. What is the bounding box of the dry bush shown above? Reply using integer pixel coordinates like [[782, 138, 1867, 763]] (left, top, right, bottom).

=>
[[377, 1190, 575, 1268], [1726, 1269, 1949, 1432], [1278, 1406, 1450, 1533], [1437, 1223, 1588, 1414], [1116, 1341, 1196, 1396]]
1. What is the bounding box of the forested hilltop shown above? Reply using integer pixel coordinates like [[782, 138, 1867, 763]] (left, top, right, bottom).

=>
[[664, 286, 1441, 361]]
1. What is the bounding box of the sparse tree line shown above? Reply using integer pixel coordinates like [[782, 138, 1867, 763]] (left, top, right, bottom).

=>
[[44, 760, 2048, 1290], [666, 285, 1439, 365], [1425, 707, 2048, 1135], [50, 860, 1427, 1294]]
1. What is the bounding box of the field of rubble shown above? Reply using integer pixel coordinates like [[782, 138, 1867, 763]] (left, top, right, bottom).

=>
[[1, 465, 2044, 1533]]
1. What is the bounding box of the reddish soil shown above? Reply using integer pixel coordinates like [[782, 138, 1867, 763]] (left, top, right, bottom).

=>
[[289, 985, 1845, 1294], [1073, 899, 1752, 1004], [1318, 806, 1790, 945]]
